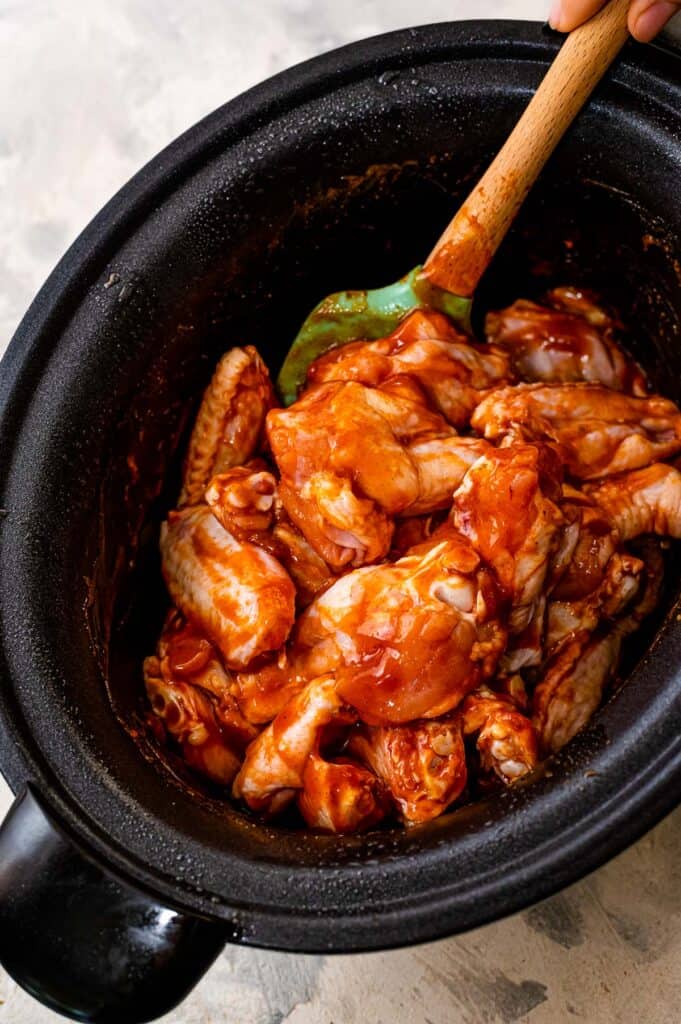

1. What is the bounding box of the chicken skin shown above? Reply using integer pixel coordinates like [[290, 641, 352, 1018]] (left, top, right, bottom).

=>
[[550, 489, 618, 601], [292, 530, 505, 724], [306, 308, 511, 426], [180, 346, 275, 506], [486, 287, 646, 394], [233, 674, 354, 815], [585, 463, 681, 540], [145, 666, 241, 785], [233, 653, 305, 725], [156, 608, 232, 699], [268, 378, 488, 569], [532, 630, 621, 755], [533, 540, 664, 754], [349, 716, 468, 823], [452, 442, 564, 633], [471, 383, 681, 479], [544, 551, 644, 657], [270, 520, 337, 606], [205, 464, 277, 539], [500, 487, 620, 671], [204, 467, 337, 607], [147, 286, 681, 833], [160, 505, 296, 669], [298, 754, 390, 832], [462, 687, 539, 782]]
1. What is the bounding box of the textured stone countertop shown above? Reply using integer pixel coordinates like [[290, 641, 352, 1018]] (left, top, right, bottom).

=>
[[1, 2, 681, 1022]]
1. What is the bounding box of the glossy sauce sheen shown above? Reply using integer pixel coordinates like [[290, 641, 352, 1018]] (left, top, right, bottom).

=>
[[145, 289, 681, 832]]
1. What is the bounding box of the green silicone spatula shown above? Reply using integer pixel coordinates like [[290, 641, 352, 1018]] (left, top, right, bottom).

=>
[[276, 0, 631, 405]]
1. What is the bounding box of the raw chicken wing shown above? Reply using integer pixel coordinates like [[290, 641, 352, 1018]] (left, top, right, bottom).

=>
[[157, 608, 232, 699], [268, 379, 488, 569], [550, 490, 618, 601], [148, 609, 258, 753], [144, 656, 245, 785], [292, 530, 505, 723], [532, 631, 622, 754], [160, 505, 296, 668], [271, 520, 337, 606], [180, 346, 275, 506], [306, 308, 511, 426], [298, 753, 389, 832], [462, 687, 539, 782], [452, 442, 564, 633], [145, 284, 680, 832], [471, 384, 681, 479], [545, 551, 644, 657], [234, 652, 303, 725], [205, 465, 277, 538], [233, 674, 354, 814], [533, 540, 663, 754], [349, 716, 467, 823], [585, 463, 681, 540], [486, 287, 646, 393]]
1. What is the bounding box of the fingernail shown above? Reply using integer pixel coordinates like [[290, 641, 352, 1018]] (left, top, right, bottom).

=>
[[548, 0, 564, 29], [632, 1, 677, 41]]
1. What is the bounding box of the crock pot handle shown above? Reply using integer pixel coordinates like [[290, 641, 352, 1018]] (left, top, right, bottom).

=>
[[0, 786, 227, 1023]]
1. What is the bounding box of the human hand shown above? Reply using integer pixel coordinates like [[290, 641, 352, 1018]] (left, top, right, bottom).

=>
[[549, 0, 680, 42]]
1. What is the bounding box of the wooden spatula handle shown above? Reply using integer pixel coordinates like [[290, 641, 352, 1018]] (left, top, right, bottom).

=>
[[423, 0, 631, 297]]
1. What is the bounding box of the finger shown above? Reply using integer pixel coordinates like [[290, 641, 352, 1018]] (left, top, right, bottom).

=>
[[548, 0, 608, 32], [628, 0, 681, 40]]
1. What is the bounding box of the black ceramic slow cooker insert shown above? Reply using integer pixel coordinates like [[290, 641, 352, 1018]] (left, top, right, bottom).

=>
[[0, 20, 680, 1024]]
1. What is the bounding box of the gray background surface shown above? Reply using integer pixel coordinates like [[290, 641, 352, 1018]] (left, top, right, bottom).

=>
[[1, 2, 681, 1021]]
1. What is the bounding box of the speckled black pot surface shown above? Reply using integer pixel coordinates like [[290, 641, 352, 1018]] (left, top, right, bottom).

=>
[[1, 22, 680, 998]]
